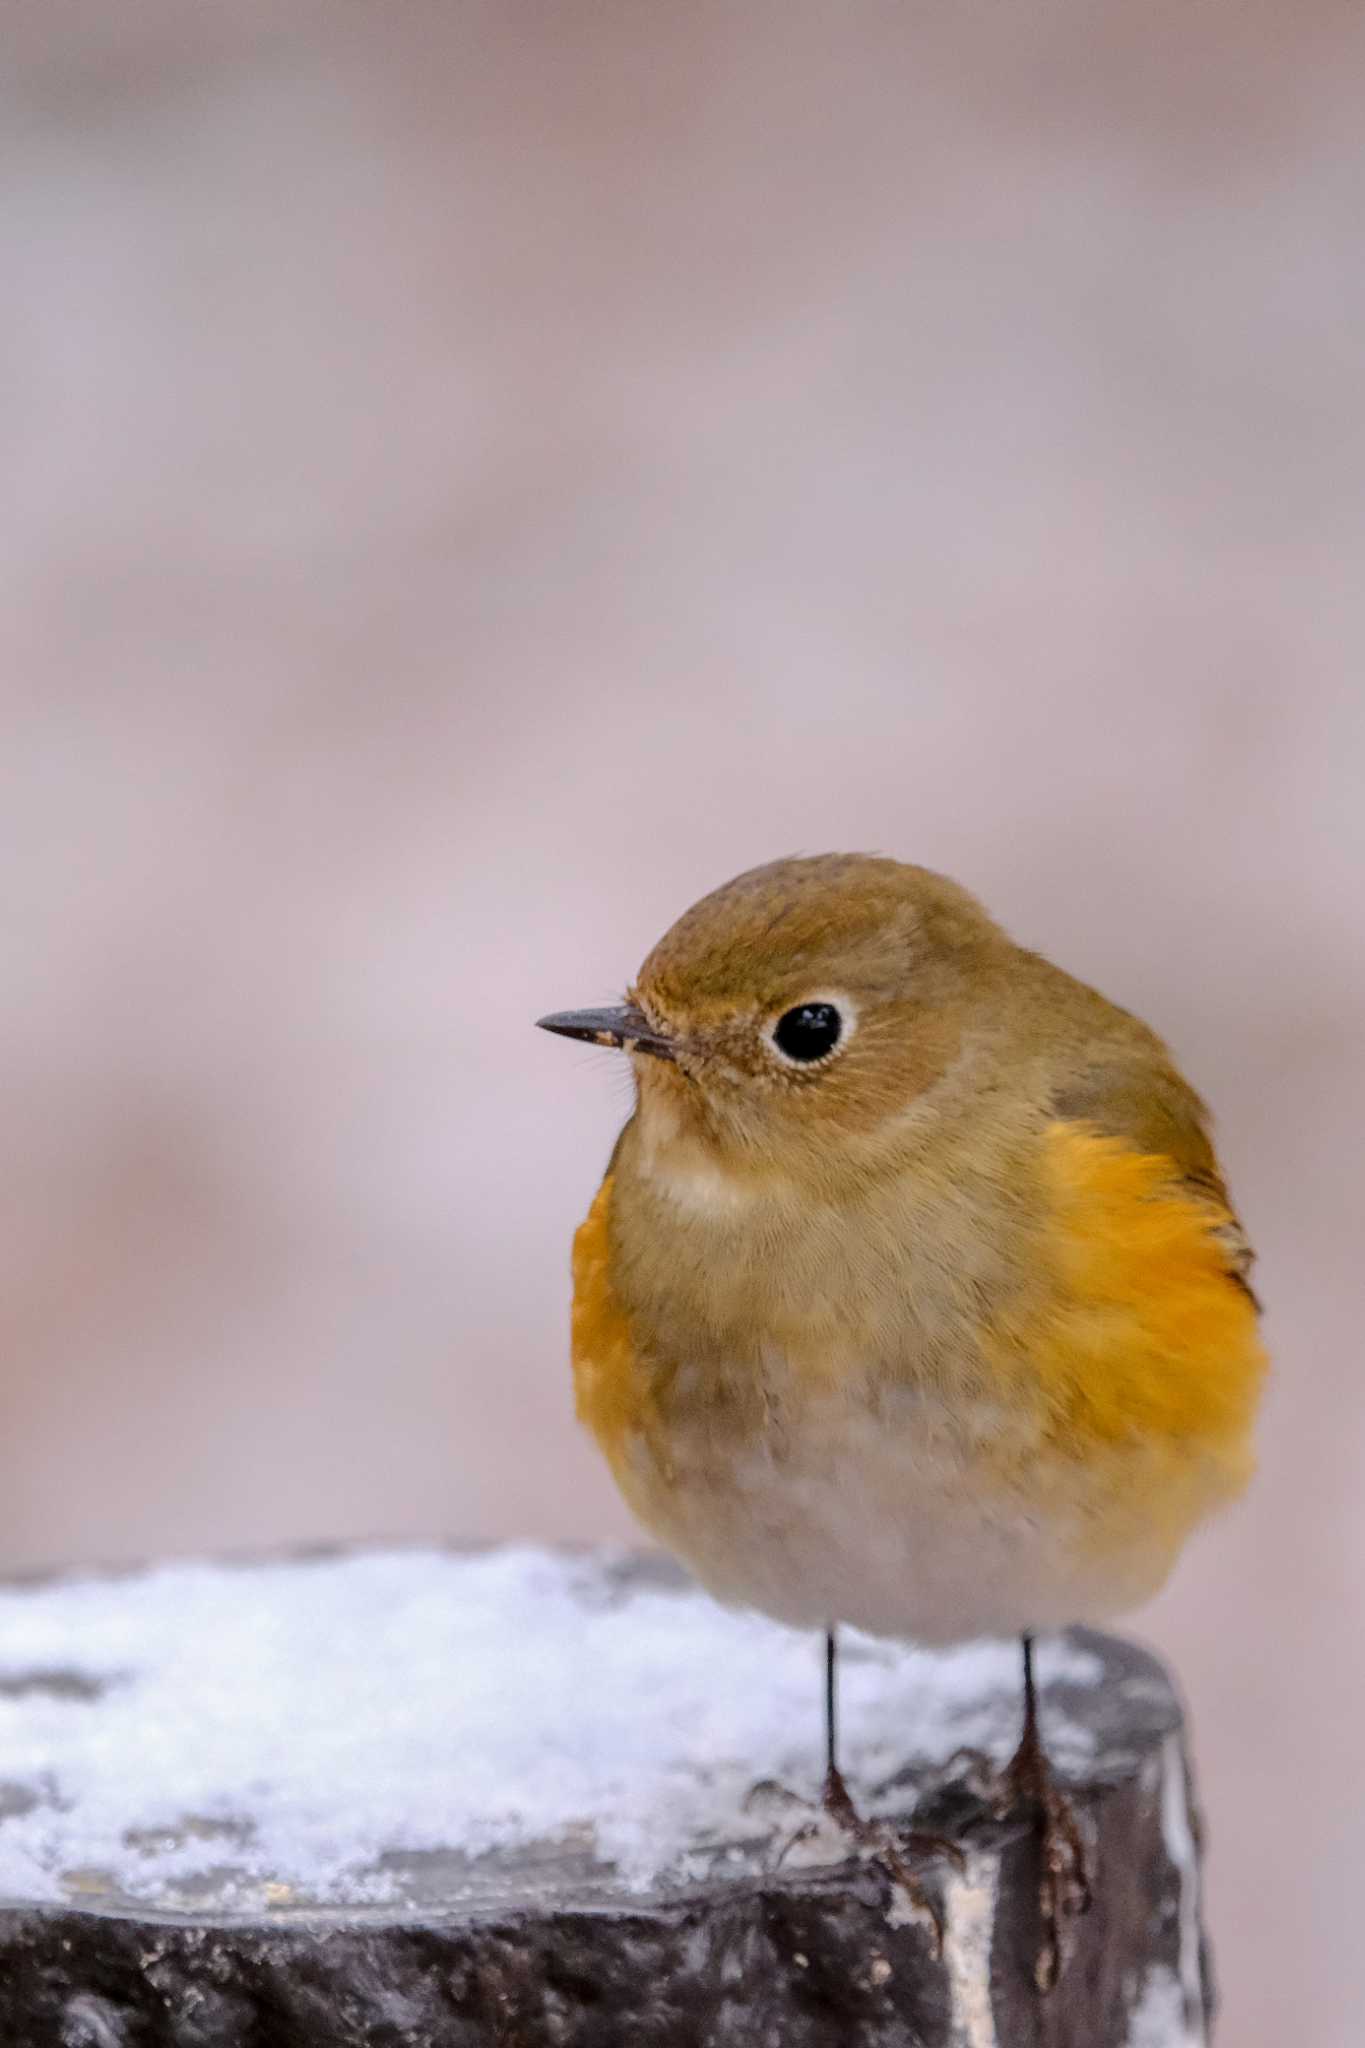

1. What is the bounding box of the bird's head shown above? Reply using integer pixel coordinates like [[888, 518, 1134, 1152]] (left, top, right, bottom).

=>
[[538, 855, 1012, 1185]]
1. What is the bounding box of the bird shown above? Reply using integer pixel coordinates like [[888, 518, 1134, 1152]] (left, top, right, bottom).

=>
[[537, 854, 1266, 1986]]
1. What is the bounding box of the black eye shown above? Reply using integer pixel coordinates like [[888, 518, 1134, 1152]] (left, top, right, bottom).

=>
[[772, 1002, 843, 1064]]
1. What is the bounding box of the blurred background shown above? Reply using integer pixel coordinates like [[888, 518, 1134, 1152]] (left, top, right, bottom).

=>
[[3, 3, 1361, 2039]]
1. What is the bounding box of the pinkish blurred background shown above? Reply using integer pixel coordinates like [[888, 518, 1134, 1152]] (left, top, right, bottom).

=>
[[3, 3, 1362, 2039]]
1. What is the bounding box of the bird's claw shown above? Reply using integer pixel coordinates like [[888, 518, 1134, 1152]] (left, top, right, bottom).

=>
[[1002, 1732, 1092, 1991], [806, 1763, 957, 1954]]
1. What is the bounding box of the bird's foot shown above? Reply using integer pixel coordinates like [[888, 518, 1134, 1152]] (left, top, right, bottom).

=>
[[822, 1763, 966, 1875], [1000, 1728, 1091, 1992], [778, 1763, 961, 1952]]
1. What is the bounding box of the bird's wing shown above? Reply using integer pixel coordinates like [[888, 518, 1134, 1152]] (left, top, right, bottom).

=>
[[1049, 1056, 1259, 1306]]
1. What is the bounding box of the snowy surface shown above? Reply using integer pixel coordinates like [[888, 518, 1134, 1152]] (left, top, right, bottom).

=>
[[0, 1545, 1106, 1917], [1126, 1966, 1204, 2048]]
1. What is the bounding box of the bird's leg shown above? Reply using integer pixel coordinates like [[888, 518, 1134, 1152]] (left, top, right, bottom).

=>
[[804, 1628, 962, 1949], [1002, 1632, 1092, 1991], [820, 1623, 847, 1810]]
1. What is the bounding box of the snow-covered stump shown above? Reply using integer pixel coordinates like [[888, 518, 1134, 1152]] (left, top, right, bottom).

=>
[[0, 1547, 1211, 2047]]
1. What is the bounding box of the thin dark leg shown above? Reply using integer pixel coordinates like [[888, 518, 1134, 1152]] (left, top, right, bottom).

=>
[[824, 1627, 838, 1780], [820, 1624, 854, 1816], [1005, 1631, 1091, 1991], [1021, 1630, 1039, 1751]]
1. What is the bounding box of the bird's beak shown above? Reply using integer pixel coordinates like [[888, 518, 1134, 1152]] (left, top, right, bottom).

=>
[[535, 1005, 677, 1062]]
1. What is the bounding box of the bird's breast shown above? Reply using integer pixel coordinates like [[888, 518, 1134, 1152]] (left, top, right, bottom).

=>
[[569, 1117, 1265, 1640]]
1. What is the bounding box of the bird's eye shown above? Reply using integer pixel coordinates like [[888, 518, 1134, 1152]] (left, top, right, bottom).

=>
[[771, 1002, 844, 1065]]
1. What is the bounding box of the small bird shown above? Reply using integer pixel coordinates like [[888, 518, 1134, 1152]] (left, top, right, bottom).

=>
[[538, 855, 1266, 1985]]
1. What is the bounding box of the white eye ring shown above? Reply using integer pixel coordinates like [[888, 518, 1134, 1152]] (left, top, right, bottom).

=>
[[765, 993, 857, 1068]]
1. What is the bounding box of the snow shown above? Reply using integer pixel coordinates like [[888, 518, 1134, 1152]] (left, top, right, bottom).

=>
[[0, 1545, 1102, 1915], [1157, 1731, 1208, 2046], [1126, 1967, 1200, 2048]]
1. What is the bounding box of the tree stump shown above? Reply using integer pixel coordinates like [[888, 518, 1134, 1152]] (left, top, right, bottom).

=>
[[0, 1545, 1211, 2045]]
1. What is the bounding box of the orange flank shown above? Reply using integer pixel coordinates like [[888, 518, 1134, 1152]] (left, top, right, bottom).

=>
[[571, 1174, 646, 1465], [1016, 1122, 1267, 1461]]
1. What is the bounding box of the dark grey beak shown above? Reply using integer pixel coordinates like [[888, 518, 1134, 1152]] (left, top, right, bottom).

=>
[[535, 1005, 676, 1061]]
